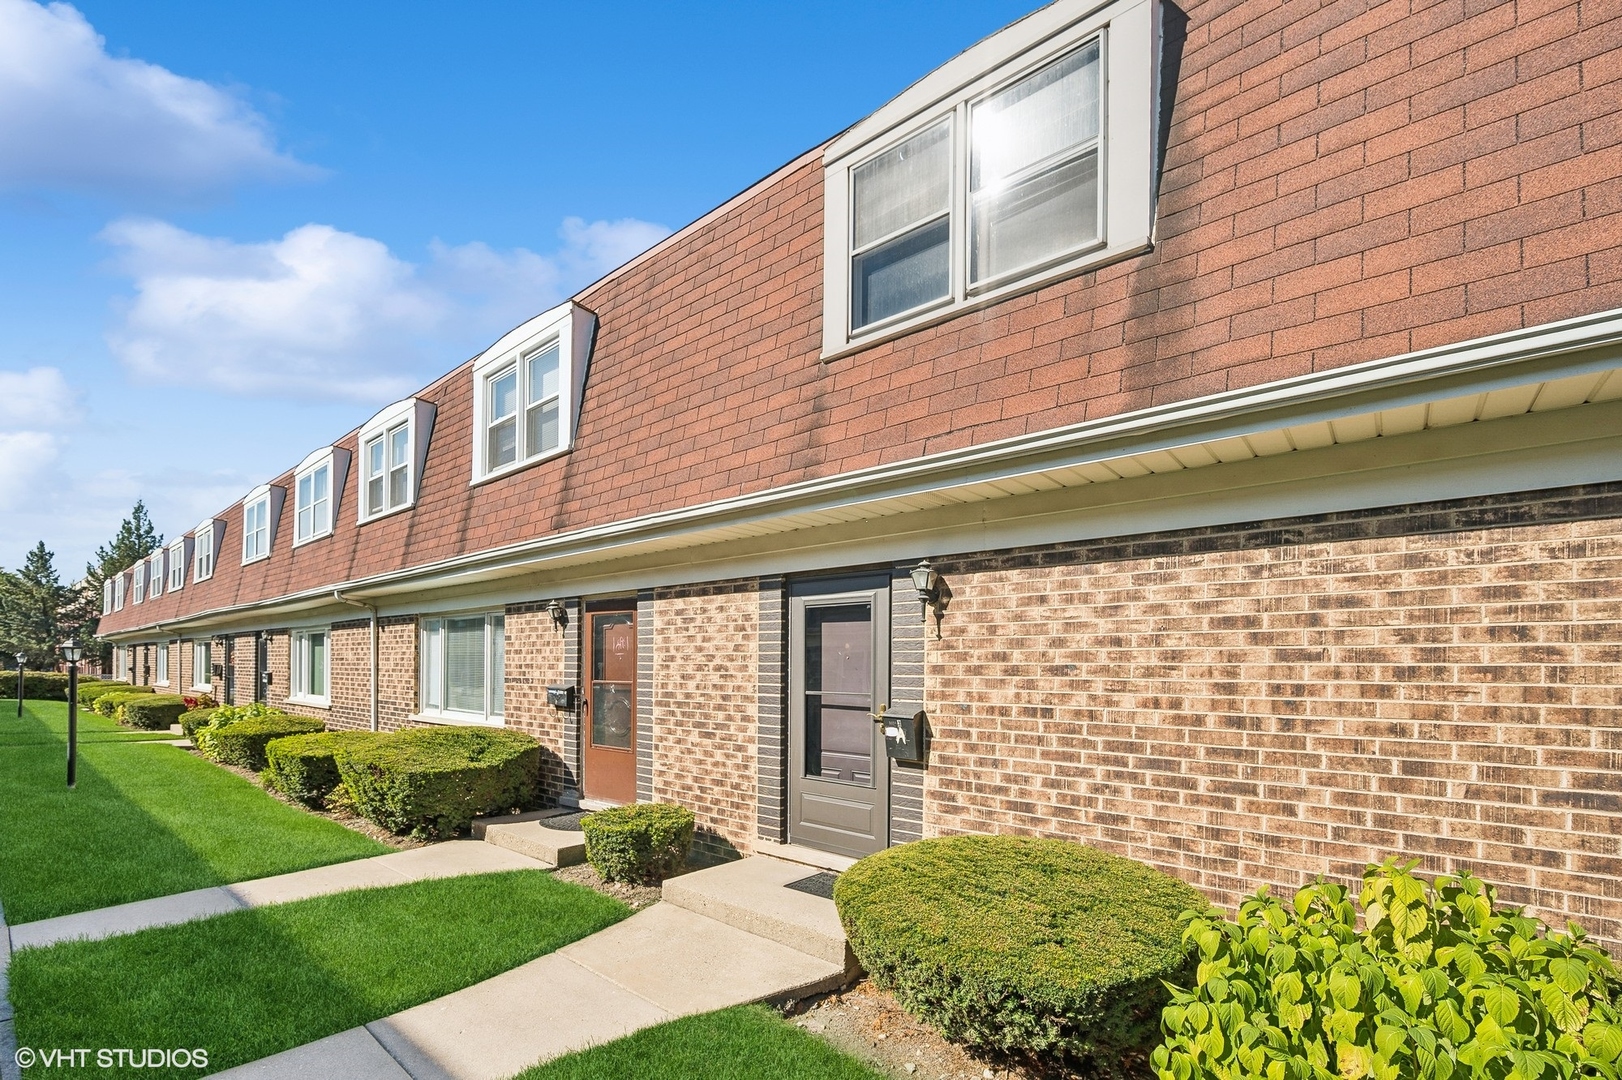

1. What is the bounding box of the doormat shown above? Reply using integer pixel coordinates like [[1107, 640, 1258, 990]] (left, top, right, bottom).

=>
[[784, 871, 839, 899], [537, 811, 591, 831]]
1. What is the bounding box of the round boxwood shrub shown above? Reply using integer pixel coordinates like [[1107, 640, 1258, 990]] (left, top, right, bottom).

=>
[[196, 713, 324, 771], [833, 835, 1204, 1072], [120, 694, 188, 730], [73, 679, 118, 706], [335, 727, 542, 839], [178, 707, 220, 738], [92, 688, 155, 717], [580, 803, 695, 885], [263, 730, 384, 806]]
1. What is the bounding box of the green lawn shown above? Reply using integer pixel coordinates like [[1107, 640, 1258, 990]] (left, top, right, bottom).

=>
[[10, 870, 629, 1078], [516, 1006, 884, 1080], [0, 700, 388, 923]]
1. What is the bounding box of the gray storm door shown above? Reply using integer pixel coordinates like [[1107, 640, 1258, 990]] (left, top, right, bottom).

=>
[[788, 580, 890, 858]]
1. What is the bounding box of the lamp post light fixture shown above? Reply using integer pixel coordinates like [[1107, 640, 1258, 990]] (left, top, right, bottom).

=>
[[59, 637, 83, 789], [15, 651, 25, 718], [910, 559, 943, 639]]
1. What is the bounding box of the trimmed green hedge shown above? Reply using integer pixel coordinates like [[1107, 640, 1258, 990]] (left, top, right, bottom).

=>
[[581, 803, 695, 885], [121, 694, 189, 730], [178, 707, 220, 738], [196, 714, 325, 771], [263, 731, 385, 806], [74, 680, 119, 706], [7, 671, 70, 700], [335, 728, 542, 839], [92, 688, 155, 717], [834, 836, 1204, 1071]]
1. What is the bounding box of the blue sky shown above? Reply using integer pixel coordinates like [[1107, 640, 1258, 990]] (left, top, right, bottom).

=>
[[0, 0, 1036, 576]]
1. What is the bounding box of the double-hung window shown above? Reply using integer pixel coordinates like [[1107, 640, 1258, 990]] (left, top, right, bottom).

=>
[[155, 644, 169, 686], [470, 302, 594, 483], [148, 552, 163, 599], [419, 613, 505, 725], [193, 641, 213, 690], [243, 490, 272, 562], [194, 522, 216, 581], [295, 462, 331, 544], [289, 629, 329, 706], [358, 398, 433, 523], [102, 579, 113, 615], [821, 0, 1156, 355], [113, 573, 125, 611], [132, 563, 145, 604], [168, 540, 186, 591]]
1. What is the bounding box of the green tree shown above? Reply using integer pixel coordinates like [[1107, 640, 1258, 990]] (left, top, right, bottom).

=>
[[0, 542, 69, 668], [75, 500, 165, 660]]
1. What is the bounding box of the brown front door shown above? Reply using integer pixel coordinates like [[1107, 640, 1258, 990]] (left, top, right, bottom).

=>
[[583, 606, 638, 804]]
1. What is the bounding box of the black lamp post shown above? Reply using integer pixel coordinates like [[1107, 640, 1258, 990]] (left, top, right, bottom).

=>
[[60, 637, 83, 789], [15, 651, 24, 717]]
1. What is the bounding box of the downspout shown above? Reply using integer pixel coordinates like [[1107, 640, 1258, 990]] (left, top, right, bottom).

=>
[[334, 590, 379, 732]]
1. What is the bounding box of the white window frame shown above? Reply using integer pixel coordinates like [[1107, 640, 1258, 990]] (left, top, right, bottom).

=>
[[241, 484, 283, 564], [194, 520, 219, 582], [168, 539, 188, 591], [820, 0, 1158, 359], [132, 562, 145, 604], [155, 643, 169, 686], [148, 551, 164, 599], [291, 446, 349, 547], [416, 612, 506, 726], [102, 579, 113, 615], [469, 302, 595, 485], [357, 398, 436, 523], [192, 641, 213, 692], [289, 627, 331, 707], [113, 573, 125, 611]]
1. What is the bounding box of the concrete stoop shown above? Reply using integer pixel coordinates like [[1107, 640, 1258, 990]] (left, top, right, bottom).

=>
[[472, 809, 585, 868], [662, 855, 859, 976]]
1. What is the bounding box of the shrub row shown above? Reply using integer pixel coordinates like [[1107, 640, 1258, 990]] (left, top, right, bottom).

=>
[[120, 694, 189, 730], [92, 688, 155, 717], [194, 704, 324, 770], [334, 728, 542, 839], [4, 671, 71, 700], [263, 731, 384, 806]]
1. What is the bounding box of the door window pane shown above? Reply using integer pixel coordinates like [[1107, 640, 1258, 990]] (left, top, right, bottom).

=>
[[970, 43, 1101, 283], [591, 613, 634, 749], [446, 617, 487, 713], [803, 604, 874, 786]]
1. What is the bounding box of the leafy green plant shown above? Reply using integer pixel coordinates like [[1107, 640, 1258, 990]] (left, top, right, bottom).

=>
[[263, 731, 384, 806], [195, 713, 324, 771], [178, 707, 220, 738], [580, 803, 695, 885], [91, 688, 154, 717], [1153, 858, 1622, 1080], [120, 695, 188, 730], [334, 728, 541, 839], [835, 835, 1203, 1073]]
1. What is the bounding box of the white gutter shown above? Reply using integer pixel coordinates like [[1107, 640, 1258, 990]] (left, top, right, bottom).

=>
[[104, 306, 1622, 639]]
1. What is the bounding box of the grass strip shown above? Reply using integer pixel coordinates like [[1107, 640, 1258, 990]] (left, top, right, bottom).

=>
[[0, 701, 387, 923], [0, 699, 179, 746], [10, 870, 629, 1078], [514, 1005, 884, 1080]]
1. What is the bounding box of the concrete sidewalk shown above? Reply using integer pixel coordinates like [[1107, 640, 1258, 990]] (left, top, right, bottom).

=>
[[214, 898, 848, 1080], [5, 842, 545, 952]]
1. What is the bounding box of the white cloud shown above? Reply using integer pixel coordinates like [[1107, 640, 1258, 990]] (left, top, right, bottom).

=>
[[0, 431, 61, 513], [102, 215, 671, 402], [0, 0, 311, 199], [0, 366, 79, 427], [0, 366, 75, 514]]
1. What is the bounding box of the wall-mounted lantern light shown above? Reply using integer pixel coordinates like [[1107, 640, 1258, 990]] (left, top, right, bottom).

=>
[[546, 599, 567, 631], [910, 559, 943, 638]]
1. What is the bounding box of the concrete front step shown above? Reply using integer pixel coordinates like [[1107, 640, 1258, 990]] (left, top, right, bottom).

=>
[[473, 810, 585, 868], [662, 855, 857, 973]]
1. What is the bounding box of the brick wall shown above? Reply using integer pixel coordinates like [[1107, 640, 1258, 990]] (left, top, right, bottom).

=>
[[326, 619, 370, 730], [925, 486, 1622, 948], [378, 616, 418, 731], [504, 603, 573, 798], [652, 581, 761, 858]]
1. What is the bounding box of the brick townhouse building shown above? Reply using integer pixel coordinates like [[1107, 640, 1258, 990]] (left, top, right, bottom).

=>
[[97, 0, 1622, 943]]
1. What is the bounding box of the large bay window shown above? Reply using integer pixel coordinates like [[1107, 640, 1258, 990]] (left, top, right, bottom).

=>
[[419, 613, 505, 725], [358, 398, 435, 523], [822, 0, 1157, 356], [289, 629, 329, 706], [469, 302, 594, 484]]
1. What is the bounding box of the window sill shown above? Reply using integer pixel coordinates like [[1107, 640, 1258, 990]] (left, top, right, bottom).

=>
[[290, 531, 333, 550], [410, 711, 504, 729], [469, 445, 570, 488], [189, 684, 213, 694], [287, 694, 330, 708], [357, 501, 416, 527], [822, 237, 1150, 363], [241, 553, 270, 566]]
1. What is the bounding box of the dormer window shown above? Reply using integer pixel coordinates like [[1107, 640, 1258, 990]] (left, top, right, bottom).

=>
[[194, 520, 219, 582], [241, 484, 284, 563], [148, 551, 164, 598], [168, 538, 187, 591], [113, 573, 125, 611], [358, 398, 435, 523], [470, 301, 595, 484], [821, 0, 1157, 357], [132, 563, 145, 604], [102, 578, 113, 615]]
